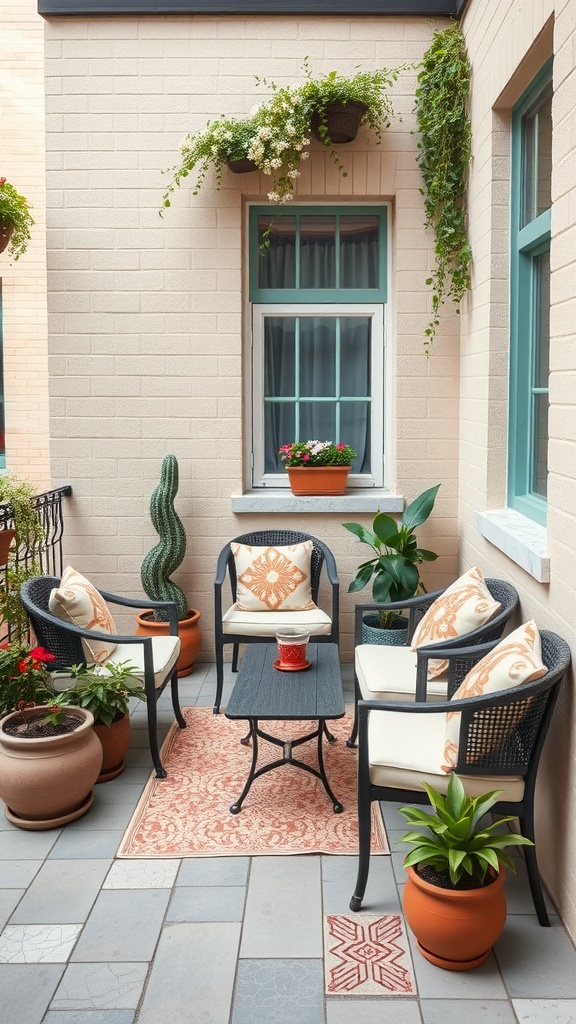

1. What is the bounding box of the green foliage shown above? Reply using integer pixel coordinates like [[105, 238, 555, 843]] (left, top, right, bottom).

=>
[[302, 60, 404, 141], [279, 440, 357, 468], [0, 475, 44, 643], [398, 773, 533, 887], [0, 177, 34, 260], [141, 455, 188, 622], [52, 660, 146, 727], [343, 484, 439, 626], [415, 24, 472, 353]]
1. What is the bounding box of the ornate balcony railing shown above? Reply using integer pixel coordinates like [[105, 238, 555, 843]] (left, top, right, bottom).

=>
[[0, 484, 72, 640]]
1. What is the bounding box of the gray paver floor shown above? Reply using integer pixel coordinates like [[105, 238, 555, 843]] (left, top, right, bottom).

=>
[[0, 662, 575, 1024]]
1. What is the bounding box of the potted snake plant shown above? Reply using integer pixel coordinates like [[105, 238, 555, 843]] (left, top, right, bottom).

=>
[[136, 454, 201, 675]]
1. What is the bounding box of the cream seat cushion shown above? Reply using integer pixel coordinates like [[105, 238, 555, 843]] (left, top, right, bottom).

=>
[[102, 635, 181, 689], [222, 604, 332, 637], [367, 707, 524, 801], [49, 565, 118, 664], [355, 644, 448, 703]]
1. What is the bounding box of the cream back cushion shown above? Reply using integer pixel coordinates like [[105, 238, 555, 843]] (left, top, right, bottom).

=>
[[411, 567, 501, 678], [441, 620, 546, 773], [231, 541, 315, 612], [49, 565, 118, 664]]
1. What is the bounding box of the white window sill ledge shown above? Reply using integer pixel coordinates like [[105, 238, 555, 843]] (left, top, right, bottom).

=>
[[231, 489, 404, 514], [476, 508, 550, 583]]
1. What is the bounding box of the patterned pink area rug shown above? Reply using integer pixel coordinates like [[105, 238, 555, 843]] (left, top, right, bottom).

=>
[[324, 915, 416, 996], [117, 706, 388, 858]]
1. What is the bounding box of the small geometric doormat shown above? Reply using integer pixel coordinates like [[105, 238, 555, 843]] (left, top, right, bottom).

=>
[[118, 706, 388, 858], [323, 914, 416, 996]]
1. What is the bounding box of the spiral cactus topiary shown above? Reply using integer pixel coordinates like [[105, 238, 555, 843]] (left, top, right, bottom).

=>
[[141, 455, 188, 622]]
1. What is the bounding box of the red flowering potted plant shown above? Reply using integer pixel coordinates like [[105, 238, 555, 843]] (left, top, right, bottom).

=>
[[279, 440, 357, 496], [0, 639, 102, 829]]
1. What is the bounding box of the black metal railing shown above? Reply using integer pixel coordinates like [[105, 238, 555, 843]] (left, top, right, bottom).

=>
[[0, 484, 72, 640]]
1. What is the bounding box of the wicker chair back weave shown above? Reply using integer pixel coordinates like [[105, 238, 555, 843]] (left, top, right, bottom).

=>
[[20, 575, 86, 668]]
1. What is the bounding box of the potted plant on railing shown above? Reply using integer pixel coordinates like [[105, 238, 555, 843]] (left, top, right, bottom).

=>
[[0, 176, 34, 260], [0, 474, 45, 643], [51, 660, 145, 782], [343, 483, 440, 643], [136, 454, 202, 675], [398, 773, 533, 971], [279, 440, 357, 496], [0, 639, 103, 829]]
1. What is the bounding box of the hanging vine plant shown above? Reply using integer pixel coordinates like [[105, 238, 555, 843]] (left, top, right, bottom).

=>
[[415, 23, 472, 353]]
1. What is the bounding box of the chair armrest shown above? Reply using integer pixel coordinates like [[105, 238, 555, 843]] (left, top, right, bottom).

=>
[[98, 590, 178, 634], [321, 545, 340, 587], [29, 603, 155, 649]]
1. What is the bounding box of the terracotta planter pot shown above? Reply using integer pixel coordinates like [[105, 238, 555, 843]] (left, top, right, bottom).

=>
[[226, 158, 258, 174], [0, 222, 14, 255], [312, 101, 367, 144], [287, 466, 351, 496], [135, 608, 202, 677], [403, 865, 507, 971], [93, 713, 131, 782], [0, 705, 103, 830], [0, 528, 16, 567]]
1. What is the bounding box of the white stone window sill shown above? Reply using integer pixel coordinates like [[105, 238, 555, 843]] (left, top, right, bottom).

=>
[[231, 489, 404, 514], [476, 508, 550, 583]]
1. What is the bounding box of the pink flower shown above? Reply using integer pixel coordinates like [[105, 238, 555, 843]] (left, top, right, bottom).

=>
[[302, 453, 310, 461]]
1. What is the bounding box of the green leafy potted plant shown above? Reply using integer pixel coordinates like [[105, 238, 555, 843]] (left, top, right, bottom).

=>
[[0, 639, 103, 829], [0, 176, 34, 260], [52, 660, 145, 782], [279, 440, 357, 496], [398, 773, 533, 971], [343, 483, 440, 643], [0, 474, 45, 643], [136, 454, 202, 675], [415, 24, 472, 352]]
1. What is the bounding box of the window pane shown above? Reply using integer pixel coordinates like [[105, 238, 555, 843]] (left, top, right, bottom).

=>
[[299, 317, 336, 397], [532, 393, 548, 498], [340, 318, 370, 396], [264, 403, 296, 474], [299, 402, 337, 442], [521, 83, 552, 227], [264, 317, 295, 396], [341, 402, 371, 473], [534, 249, 550, 388], [258, 215, 296, 289], [340, 216, 379, 288], [300, 215, 336, 288]]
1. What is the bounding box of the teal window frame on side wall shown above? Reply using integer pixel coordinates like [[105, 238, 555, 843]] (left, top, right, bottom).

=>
[[508, 61, 552, 527]]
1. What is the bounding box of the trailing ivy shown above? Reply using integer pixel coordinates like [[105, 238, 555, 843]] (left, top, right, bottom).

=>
[[415, 24, 472, 353]]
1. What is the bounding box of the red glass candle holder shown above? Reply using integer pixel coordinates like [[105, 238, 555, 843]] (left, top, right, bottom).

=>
[[275, 629, 311, 670]]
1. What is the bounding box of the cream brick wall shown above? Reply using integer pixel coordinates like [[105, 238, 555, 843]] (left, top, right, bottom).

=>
[[43, 13, 460, 661], [0, 0, 50, 488], [460, 0, 576, 936]]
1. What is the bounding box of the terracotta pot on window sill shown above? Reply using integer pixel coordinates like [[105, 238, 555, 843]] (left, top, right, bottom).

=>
[[287, 466, 351, 496]]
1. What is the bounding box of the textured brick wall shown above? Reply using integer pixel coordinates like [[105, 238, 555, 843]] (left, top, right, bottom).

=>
[[0, 0, 50, 488], [460, 0, 576, 936], [43, 13, 459, 659]]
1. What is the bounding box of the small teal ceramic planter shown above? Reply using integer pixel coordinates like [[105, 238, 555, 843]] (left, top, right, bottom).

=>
[[361, 613, 409, 646]]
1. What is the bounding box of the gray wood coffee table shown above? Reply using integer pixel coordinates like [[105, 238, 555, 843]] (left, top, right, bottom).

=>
[[225, 642, 345, 815]]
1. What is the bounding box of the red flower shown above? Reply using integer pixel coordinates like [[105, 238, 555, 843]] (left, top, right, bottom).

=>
[[29, 647, 56, 664]]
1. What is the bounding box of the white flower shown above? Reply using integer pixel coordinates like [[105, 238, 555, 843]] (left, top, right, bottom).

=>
[[267, 191, 281, 202], [288, 169, 300, 179], [301, 151, 310, 160], [270, 158, 282, 169]]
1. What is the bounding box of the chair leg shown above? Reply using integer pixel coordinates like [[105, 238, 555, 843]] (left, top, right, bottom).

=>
[[350, 790, 372, 911], [214, 644, 224, 715], [146, 697, 167, 779], [171, 667, 186, 729], [231, 643, 240, 672], [520, 809, 550, 926]]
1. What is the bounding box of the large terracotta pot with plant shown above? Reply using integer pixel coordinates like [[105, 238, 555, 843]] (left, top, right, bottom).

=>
[[343, 484, 440, 644], [0, 704, 102, 830], [398, 774, 533, 971], [137, 455, 201, 676]]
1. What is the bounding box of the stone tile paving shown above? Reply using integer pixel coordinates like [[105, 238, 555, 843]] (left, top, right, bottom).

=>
[[0, 664, 575, 1022]]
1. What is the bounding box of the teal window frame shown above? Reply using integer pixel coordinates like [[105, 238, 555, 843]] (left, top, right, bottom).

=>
[[508, 61, 552, 527]]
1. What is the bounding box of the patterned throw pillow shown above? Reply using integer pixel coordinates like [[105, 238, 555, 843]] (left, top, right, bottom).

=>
[[411, 567, 501, 678], [441, 620, 546, 772], [49, 565, 118, 664], [231, 541, 315, 612]]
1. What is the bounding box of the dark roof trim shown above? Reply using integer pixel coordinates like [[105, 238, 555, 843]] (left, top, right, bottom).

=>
[[39, 0, 458, 16]]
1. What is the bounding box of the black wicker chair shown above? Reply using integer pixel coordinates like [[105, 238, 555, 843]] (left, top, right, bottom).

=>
[[214, 530, 339, 715], [347, 578, 519, 746], [349, 629, 571, 926], [20, 575, 186, 779]]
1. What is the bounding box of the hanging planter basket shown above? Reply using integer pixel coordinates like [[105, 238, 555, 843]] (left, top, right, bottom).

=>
[[312, 101, 367, 144], [226, 158, 258, 174], [0, 222, 14, 255]]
